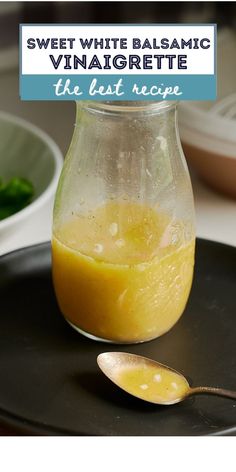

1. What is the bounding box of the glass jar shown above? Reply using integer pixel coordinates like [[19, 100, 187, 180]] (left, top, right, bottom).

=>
[[52, 101, 195, 344]]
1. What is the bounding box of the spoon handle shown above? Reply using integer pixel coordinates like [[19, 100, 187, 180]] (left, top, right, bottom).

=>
[[190, 386, 236, 400]]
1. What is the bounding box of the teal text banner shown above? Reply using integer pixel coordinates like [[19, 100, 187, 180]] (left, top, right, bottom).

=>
[[20, 74, 216, 101]]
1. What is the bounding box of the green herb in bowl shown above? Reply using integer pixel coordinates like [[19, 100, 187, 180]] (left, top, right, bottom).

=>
[[0, 177, 34, 220]]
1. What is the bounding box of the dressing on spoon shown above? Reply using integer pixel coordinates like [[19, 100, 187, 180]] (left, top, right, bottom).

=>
[[97, 352, 236, 405]]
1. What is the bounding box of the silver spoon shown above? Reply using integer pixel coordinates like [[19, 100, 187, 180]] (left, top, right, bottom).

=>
[[97, 352, 236, 405]]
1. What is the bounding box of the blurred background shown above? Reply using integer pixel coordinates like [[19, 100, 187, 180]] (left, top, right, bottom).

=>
[[0, 1, 236, 255]]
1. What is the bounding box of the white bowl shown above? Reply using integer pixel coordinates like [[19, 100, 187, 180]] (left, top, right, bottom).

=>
[[179, 28, 236, 198], [0, 111, 63, 236]]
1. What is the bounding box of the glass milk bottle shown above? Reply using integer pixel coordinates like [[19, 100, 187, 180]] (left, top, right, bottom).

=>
[[52, 101, 195, 344]]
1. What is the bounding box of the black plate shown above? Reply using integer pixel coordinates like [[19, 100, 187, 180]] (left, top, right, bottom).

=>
[[0, 239, 235, 436]]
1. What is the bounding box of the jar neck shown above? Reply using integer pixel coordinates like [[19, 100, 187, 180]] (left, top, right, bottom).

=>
[[76, 100, 177, 118], [73, 101, 180, 162]]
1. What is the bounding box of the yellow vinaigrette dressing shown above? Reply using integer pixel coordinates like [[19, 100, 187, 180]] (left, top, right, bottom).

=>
[[52, 201, 195, 343], [114, 363, 189, 404]]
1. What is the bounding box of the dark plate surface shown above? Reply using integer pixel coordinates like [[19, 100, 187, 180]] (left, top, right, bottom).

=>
[[0, 239, 235, 436]]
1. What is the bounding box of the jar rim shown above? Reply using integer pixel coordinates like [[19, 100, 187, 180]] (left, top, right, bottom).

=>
[[77, 100, 177, 115]]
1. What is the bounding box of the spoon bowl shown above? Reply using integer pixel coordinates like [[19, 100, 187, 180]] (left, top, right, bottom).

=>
[[97, 352, 236, 405]]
